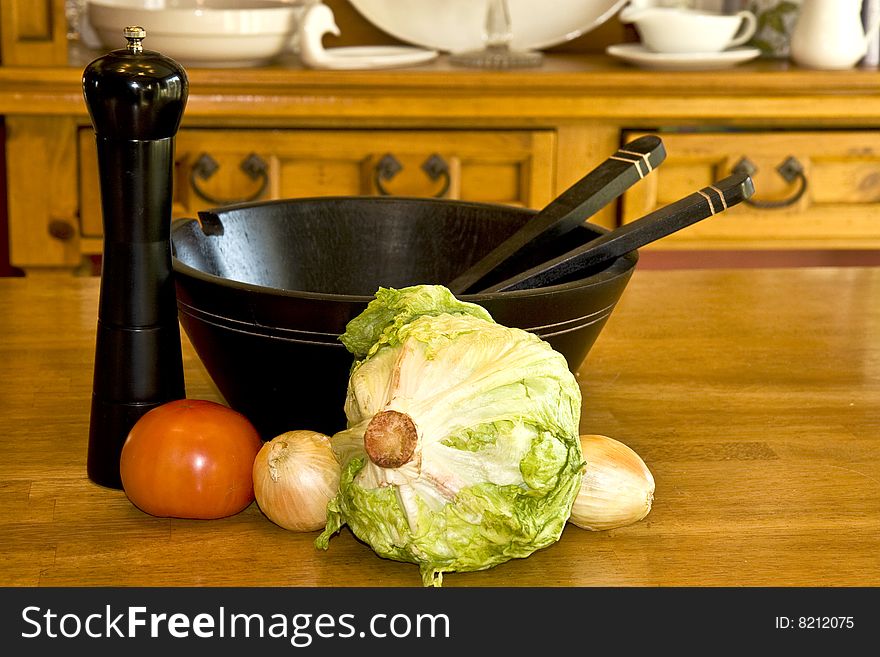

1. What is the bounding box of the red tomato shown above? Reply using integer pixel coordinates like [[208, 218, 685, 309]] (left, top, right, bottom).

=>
[[120, 399, 263, 519]]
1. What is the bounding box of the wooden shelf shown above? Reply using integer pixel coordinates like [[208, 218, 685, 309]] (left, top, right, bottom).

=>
[[5, 54, 880, 123]]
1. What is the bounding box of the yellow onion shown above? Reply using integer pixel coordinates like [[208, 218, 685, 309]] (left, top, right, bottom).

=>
[[569, 434, 655, 531], [252, 430, 341, 532]]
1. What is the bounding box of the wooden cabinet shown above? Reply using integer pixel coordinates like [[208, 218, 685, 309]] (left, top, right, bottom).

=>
[[621, 130, 880, 249], [3, 1, 880, 272], [77, 127, 556, 241]]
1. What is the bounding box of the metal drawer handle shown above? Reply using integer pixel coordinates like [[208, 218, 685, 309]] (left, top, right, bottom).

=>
[[190, 152, 269, 205], [374, 153, 451, 198], [732, 156, 808, 209], [374, 153, 403, 196], [420, 153, 452, 198]]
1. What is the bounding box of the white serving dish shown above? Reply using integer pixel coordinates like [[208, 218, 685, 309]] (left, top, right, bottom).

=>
[[606, 43, 761, 69], [347, 0, 628, 53], [87, 0, 308, 67]]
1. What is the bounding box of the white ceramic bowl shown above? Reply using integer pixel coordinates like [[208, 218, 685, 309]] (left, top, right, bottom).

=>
[[87, 0, 308, 67], [347, 0, 628, 53]]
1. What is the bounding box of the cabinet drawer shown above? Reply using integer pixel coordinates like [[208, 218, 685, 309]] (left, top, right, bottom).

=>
[[621, 131, 880, 249], [79, 128, 556, 241]]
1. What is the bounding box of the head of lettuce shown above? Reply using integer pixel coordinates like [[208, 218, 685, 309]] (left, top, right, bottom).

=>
[[316, 285, 583, 586]]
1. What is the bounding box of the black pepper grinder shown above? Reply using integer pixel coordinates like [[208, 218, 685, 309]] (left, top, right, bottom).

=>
[[83, 27, 188, 489]]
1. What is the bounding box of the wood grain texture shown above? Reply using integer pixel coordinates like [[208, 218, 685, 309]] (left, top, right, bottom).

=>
[[76, 128, 557, 236], [0, 268, 877, 587], [621, 130, 880, 249], [0, 0, 67, 67], [5, 116, 82, 267], [5, 56, 880, 121], [6, 57, 880, 268]]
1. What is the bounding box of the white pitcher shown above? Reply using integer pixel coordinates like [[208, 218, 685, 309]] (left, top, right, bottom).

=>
[[790, 0, 880, 69]]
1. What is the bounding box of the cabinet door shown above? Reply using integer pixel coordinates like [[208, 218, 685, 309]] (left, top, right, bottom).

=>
[[0, 0, 67, 66], [621, 130, 880, 249], [78, 128, 556, 244]]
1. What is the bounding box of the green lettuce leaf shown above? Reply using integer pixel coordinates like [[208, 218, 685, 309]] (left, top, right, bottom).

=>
[[317, 285, 583, 586], [339, 285, 493, 361]]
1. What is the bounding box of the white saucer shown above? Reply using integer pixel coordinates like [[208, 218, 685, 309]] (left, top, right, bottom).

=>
[[606, 43, 761, 70], [307, 46, 439, 70]]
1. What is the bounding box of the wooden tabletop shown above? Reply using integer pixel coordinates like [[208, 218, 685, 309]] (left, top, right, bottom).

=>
[[1, 267, 878, 587]]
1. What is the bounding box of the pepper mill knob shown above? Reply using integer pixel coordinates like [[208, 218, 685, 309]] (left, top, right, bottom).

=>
[[123, 25, 146, 51], [83, 28, 188, 489]]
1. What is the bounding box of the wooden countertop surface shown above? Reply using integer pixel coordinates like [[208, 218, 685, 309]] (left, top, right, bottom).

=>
[[1, 267, 878, 587]]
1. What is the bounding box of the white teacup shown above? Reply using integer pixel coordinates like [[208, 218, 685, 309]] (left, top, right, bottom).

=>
[[620, 7, 758, 54]]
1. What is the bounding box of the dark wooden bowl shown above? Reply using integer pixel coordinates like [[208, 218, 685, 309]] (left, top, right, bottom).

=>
[[171, 196, 637, 438]]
